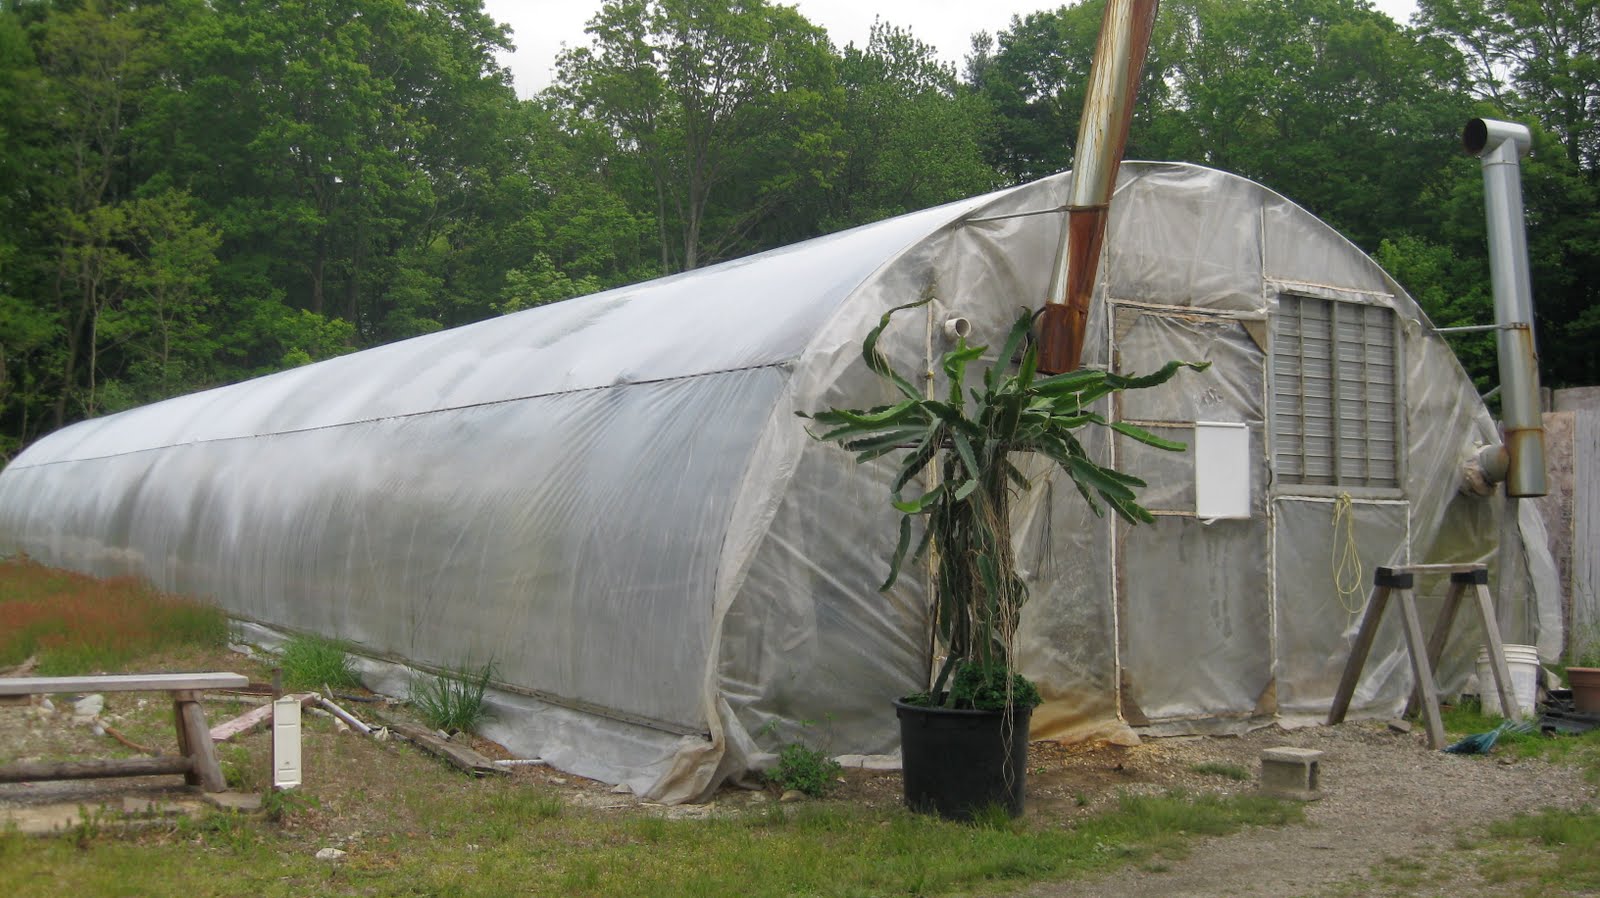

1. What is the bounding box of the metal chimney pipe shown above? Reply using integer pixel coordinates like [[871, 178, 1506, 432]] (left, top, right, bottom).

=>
[[1463, 118, 1547, 497], [1037, 0, 1160, 375]]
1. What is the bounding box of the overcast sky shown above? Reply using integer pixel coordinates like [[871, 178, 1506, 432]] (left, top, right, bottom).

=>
[[482, 0, 1423, 97]]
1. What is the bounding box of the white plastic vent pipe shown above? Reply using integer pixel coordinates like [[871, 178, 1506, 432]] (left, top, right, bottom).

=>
[[1463, 118, 1546, 497]]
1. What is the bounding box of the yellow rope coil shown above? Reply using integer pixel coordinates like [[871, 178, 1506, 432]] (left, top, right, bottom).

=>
[[1332, 492, 1365, 617]]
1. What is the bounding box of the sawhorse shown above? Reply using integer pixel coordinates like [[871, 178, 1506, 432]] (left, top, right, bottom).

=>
[[1327, 564, 1521, 749]]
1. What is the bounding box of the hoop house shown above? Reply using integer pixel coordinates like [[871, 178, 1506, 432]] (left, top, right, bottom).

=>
[[0, 163, 1560, 801]]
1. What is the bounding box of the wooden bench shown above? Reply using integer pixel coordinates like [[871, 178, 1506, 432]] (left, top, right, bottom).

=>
[[0, 672, 248, 792]]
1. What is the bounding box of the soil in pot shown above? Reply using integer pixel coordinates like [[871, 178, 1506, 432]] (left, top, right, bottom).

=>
[[895, 698, 1031, 821]]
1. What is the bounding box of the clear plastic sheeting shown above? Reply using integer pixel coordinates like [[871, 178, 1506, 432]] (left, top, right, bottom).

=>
[[0, 163, 1562, 801]]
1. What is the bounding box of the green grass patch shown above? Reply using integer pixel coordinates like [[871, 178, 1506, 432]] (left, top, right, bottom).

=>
[[0, 783, 1302, 898], [0, 557, 228, 674], [279, 634, 361, 692], [1485, 808, 1600, 893], [1190, 761, 1252, 781], [409, 659, 494, 732], [1442, 699, 1600, 782]]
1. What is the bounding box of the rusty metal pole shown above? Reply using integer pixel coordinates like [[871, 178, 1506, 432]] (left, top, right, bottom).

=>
[[1037, 0, 1160, 375], [1463, 118, 1546, 497]]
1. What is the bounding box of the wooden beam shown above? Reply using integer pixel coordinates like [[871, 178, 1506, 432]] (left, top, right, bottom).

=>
[[390, 723, 506, 777], [0, 672, 248, 696], [1328, 583, 1393, 725], [0, 756, 192, 783], [1397, 590, 1447, 749], [176, 695, 228, 792], [210, 693, 315, 743], [1474, 582, 1524, 721], [1405, 580, 1466, 719]]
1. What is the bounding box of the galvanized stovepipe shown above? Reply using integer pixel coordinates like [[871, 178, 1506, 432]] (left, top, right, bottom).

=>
[[1463, 118, 1547, 497], [1037, 0, 1160, 375]]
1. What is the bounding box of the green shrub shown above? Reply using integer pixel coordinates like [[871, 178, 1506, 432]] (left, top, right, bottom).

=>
[[411, 659, 495, 732], [280, 634, 361, 691], [766, 743, 842, 797]]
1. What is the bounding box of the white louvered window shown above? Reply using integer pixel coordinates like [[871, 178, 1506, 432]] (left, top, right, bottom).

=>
[[1272, 295, 1399, 488]]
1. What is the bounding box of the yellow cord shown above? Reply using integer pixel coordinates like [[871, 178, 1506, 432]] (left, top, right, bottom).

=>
[[1332, 492, 1365, 617]]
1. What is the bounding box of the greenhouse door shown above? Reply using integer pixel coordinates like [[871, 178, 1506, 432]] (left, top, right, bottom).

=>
[[1109, 306, 1275, 727]]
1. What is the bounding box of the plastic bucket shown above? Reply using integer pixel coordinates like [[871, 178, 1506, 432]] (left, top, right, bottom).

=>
[[1475, 644, 1540, 717]]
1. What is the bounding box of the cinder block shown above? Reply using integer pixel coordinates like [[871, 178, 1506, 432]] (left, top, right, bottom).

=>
[[1259, 746, 1324, 801]]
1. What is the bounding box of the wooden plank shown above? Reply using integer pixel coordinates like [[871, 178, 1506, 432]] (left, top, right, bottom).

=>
[[0, 672, 248, 696], [0, 756, 192, 783], [177, 699, 228, 792], [390, 723, 506, 777], [1473, 582, 1524, 721], [209, 693, 315, 743], [1328, 584, 1392, 725], [1397, 591, 1447, 749], [1404, 581, 1466, 719], [1383, 563, 1490, 574]]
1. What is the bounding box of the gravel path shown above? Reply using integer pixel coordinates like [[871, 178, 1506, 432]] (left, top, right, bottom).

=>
[[1011, 723, 1596, 898]]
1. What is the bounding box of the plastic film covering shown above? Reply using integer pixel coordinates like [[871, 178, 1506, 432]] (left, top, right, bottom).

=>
[[0, 162, 1565, 800]]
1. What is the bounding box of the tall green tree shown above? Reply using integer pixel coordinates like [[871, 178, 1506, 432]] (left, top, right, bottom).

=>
[[825, 21, 1000, 229], [1418, 0, 1600, 385], [555, 0, 844, 272]]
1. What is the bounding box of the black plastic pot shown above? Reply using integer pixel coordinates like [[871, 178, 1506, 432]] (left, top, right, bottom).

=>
[[894, 697, 1031, 821]]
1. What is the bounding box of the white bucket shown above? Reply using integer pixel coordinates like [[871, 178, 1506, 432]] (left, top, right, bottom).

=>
[[1475, 644, 1540, 717]]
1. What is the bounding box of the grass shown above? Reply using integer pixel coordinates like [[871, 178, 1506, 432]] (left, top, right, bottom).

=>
[[279, 634, 361, 692], [409, 659, 494, 732], [1190, 761, 1252, 781], [0, 557, 229, 674], [0, 775, 1302, 898], [1441, 699, 1600, 783]]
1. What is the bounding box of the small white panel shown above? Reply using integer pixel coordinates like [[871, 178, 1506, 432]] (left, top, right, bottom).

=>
[[272, 696, 302, 789], [1195, 422, 1251, 519]]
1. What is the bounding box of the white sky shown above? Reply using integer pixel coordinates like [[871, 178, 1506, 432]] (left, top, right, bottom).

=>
[[482, 0, 1423, 97]]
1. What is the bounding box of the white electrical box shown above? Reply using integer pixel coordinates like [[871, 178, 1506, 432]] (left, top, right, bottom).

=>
[[272, 695, 302, 790], [1194, 422, 1251, 519]]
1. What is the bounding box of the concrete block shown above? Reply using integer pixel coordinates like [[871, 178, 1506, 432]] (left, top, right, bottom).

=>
[[1260, 746, 1324, 801]]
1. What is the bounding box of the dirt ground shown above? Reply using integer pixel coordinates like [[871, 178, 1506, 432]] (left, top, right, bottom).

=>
[[3, 684, 1596, 897]]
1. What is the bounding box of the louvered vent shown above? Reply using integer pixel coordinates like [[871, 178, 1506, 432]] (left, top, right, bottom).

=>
[[1272, 295, 1399, 488]]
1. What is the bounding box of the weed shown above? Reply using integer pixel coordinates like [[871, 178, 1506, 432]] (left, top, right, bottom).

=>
[[410, 659, 495, 732], [0, 559, 228, 674], [765, 742, 842, 797], [968, 802, 1023, 832], [219, 744, 264, 792], [280, 634, 361, 691], [1190, 761, 1252, 781], [262, 787, 319, 824]]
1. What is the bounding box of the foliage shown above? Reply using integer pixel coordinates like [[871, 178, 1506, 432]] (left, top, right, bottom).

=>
[[279, 635, 361, 692], [409, 659, 496, 733], [0, 557, 228, 674], [804, 300, 1204, 708], [1190, 762, 1252, 782], [1, 0, 1595, 461], [766, 743, 843, 798]]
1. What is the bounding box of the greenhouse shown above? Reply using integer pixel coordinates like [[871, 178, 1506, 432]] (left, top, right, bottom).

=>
[[0, 162, 1560, 803]]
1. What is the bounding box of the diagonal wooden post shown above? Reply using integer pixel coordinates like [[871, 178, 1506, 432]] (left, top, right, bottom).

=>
[[1469, 569, 1523, 721], [1328, 568, 1402, 726], [1395, 587, 1446, 748], [1404, 577, 1467, 720]]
